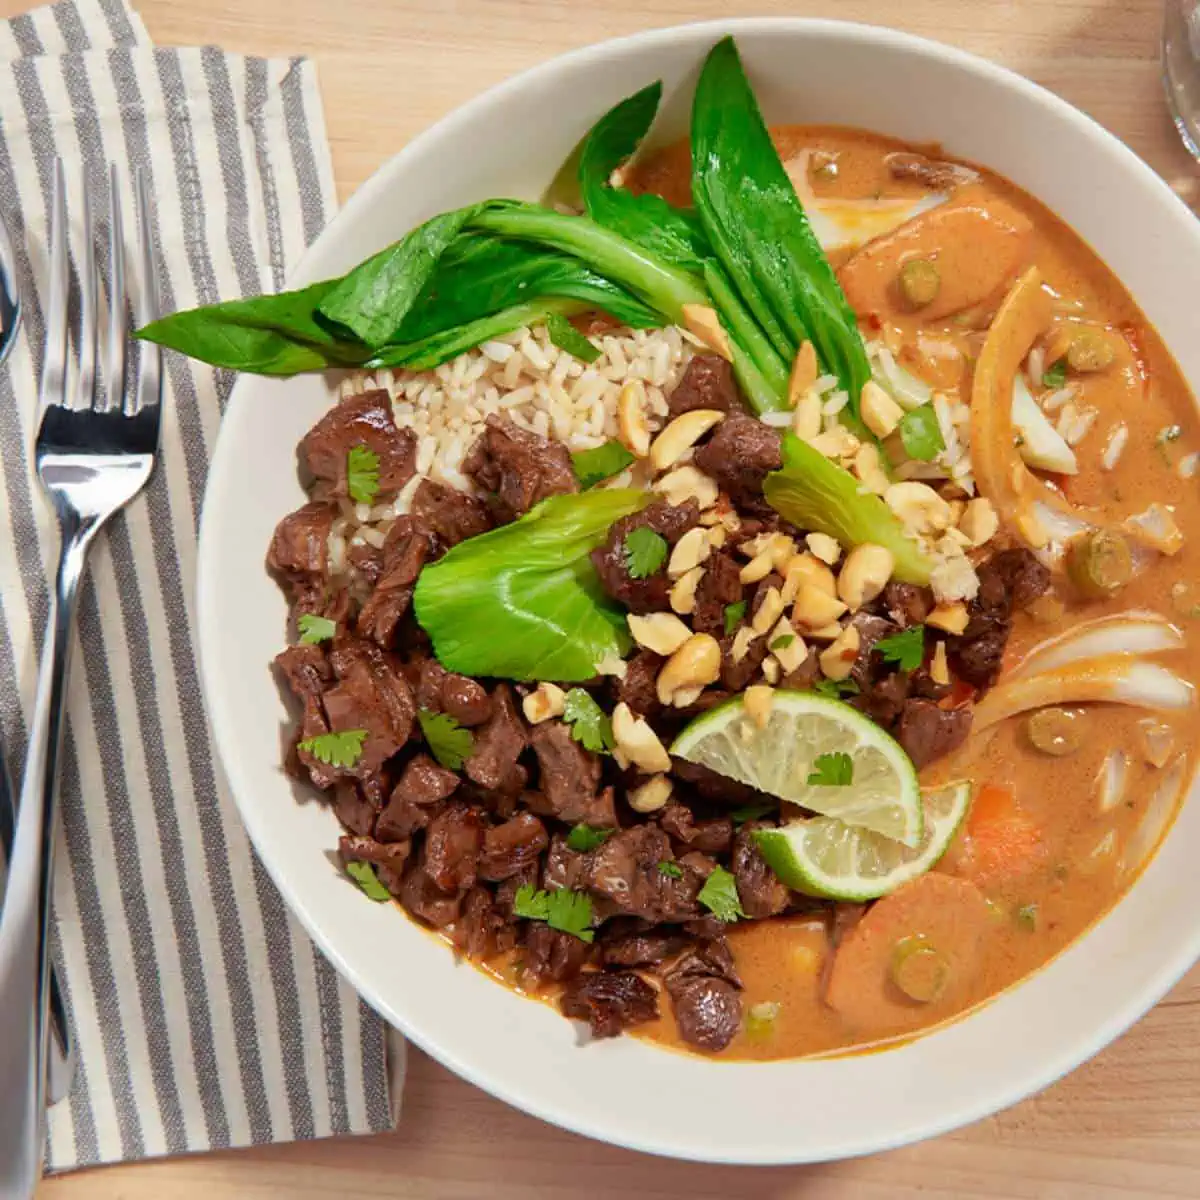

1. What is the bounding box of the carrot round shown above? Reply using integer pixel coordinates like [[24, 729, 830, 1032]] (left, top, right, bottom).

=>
[[948, 783, 1045, 888]]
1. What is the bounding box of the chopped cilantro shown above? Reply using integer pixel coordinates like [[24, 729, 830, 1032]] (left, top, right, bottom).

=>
[[1041, 359, 1067, 389], [1016, 903, 1039, 931], [346, 443, 380, 505], [898, 405, 945, 462], [730, 801, 775, 826], [562, 688, 614, 753], [723, 600, 747, 634], [567, 824, 614, 852], [298, 729, 367, 769], [814, 677, 860, 700], [623, 526, 668, 579], [875, 624, 925, 673], [697, 865, 746, 923], [512, 884, 595, 942], [417, 709, 475, 771], [807, 751, 854, 786], [545, 312, 601, 364], [571, 440, 635, 489], [297, 613, 336, 645], [658, 861, 683, 879], [769, 633, 796, 652], [345, 860, 391, 902]]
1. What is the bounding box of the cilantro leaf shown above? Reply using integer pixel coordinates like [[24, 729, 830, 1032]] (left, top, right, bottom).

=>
[[813, 677, 860, 700], [345, 860, 391, 902], [298, 729, 367, 769], [723, 600, 746, 634], [1042, 359, 1067, 389], [297, 613, 336, 645], [346, 443, 381, 505], [658, 861, 683, 878], [562, 688, 614, 753], [545, 312, 601, 364], [769, 632, 796, 652], [417, 708, 475, 770], [807, 751, 854, 786], [898, 405, 945, 462], [512, 884, 595, 942], [571, 440, 635, 489], [697, 865, 746, 923], [623, 526, 668, 578], [875, 624, 925, 673], [730, 801, 775, 826], [567, 824, 614, 852]]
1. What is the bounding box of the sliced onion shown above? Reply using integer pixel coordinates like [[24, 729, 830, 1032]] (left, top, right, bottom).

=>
[[1013, 613, 1186, 678], [1095, 749, 1129, 814], [1125, 504, 1185, 556], [973, 657, 1195, 732], [871, 344, 932, 410], [1122, 754, 1187, 876], [1012, 373, 1077, 475]]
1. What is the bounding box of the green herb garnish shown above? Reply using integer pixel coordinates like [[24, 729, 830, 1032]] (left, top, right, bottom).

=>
[[562, 688, 615, 753], [807, 751, 853, 787], [898, 405, 945, 462], [1016, 903, 1039, 932], [697, 865, 746, 923], [658, 861, 683, 879], [813, 677, 860, 700], [298, 729, 367, 769], [345, 861, 391, 902], [623, 526, 669, 579], [346, 444, 380, 505], [730, 801, 775, 826], [545, 311, 601, 363], [512, 884, 595, 942], [769, 633, 796, 652], [875, 624, 926, 673], [417, 709, 475, 771], [724, 600, 747, 634], [567, 824, 614, 852], [1042, 359, 1067, 389], [571, 440, 635, 489], [297, 613, 336, 645]]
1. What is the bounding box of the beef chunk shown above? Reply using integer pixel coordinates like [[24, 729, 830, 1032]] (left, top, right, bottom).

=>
[[542, 834, 589, 893], [454, 886, 517, 960], [560, 970, 659, 1038], [465, 684, 527, 794], [462, 413, 578, 523], [660, 804, 734, 856], [300, 391, 417, 500], [599, 927, 689, 968], [332, 781, 377, 837], [989, 547, 1051, 610], [693, 412, 782, 506], [718, 626, 770, 692], [411, 479, 492, 548], [779, 647, 822, 690], [854, 670, 910, 726], [667, 355, 745, 417], [670, 758, 761, 807], [529, 721, 602, 817], [522, 923, 593, 986], [731, 822, 790, 919], [591, 500, 700, 614], [494, 863, 540, 919], [322, 637, 415, 777], [881, 581, 933, 628], [338, 833, 410, 894], [424, 802, 484, 893], [896, 698, 973, 769], [692, 550, 744, 638], [275, 643, 331, 704], [399, 864, 462, 928], [376, 753, 459, 841], [586, 825, 700, 922], [665, 972, 742, 1052], [616, 650, 663, 718], [356, 516, 433, 647], [478, 812, 549, 882], [267, 501, 336, 612], [672, 937, 742, 988], [886, 151, 978, 191], [412, 656, 492, 727]]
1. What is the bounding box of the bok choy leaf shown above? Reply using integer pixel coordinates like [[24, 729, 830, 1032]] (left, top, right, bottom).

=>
[[413, 489, 650, 681]]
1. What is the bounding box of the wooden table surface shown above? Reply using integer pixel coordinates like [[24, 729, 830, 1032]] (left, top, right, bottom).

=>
[[10, 0, 1198, 1194]]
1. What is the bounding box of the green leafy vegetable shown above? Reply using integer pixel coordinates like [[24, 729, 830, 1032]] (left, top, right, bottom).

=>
[[658, 861, 683, 879], [697, 864, 746, 923], [623, 526, 668, 579], [813, 677, 860, 701], [730, 801, 775, 825], [297, 613, 336, 645], [345, 861, 391, 903], [297, 729, 367, 770], [690, 37, 870, 422], [413, 489, 649, 681], [1016, 903, 1039, 931], [769, 633, 796, 652], [1042, 359, 1067, 389], [764, 433, 933, 584], [562, 688, 615, 753], [545, 311, 601, 363], [571, 440, 635, 489], [898, 405, 946, 462], [723, 601, 747, 634], [807, 751, 853, 786], [567, 825, 614, 852], [512, 884, 596, 942], [417, 709, 475, 770], [875, 625, 926, 673], [346, 444, 380, 505]]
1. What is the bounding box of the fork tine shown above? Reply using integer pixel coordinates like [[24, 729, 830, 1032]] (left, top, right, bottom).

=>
[[76, 183, 99, 413], [105, 164, 127, 414], [40, 159, 69, 412], [129, 167, 160, 421]]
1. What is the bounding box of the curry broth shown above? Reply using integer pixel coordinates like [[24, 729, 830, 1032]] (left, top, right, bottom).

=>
[[618, 125, 1200, 1060]]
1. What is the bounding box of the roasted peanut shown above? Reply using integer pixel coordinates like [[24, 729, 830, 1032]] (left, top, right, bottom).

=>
[[861, 380, 904, 439], [616, 380, 651, 458], [522, 682, 566, 724], [656, 633, 722, 705], [650, 409, 725, 471], [612, 702, 672, 774], [627, 774, 674, 814], [818, 624, 861, 682], [628, 611, 692, 656], [681, 303, 732, 361], [837, 544, 895, 611], [668, 526, 712, 578]]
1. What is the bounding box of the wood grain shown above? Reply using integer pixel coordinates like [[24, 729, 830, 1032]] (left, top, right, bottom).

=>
[[6, 0, 1199, 1193]]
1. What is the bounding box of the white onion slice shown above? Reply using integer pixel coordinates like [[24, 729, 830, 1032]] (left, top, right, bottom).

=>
[[1013, 613, 1185, 679], [973, 657, 1195, 732], [1122, 754, 1187, 876], [1095, 749, 1129, 814], [1012, 374, 1078, 475]]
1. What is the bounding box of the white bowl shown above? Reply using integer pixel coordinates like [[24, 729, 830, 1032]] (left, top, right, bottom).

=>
[[197, 18, 1200, 1163]]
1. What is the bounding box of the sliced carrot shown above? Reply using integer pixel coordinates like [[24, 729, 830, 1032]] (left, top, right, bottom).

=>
[[948, 783, 1046, 889], [824, 874, 991, 1033]]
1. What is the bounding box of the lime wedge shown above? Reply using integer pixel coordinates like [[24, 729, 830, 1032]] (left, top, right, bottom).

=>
[[670, 690, 922, 847], [752, 781, 973, 902]]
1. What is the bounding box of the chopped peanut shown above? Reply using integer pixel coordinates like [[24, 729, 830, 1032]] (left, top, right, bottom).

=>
[[655, 465, 719, 509], [810, 427, 861, 460], [744, 685, 775, 729], [792, 389, 823, 440], [853, 442, 890, 495], [768, 617, 808, 674], [805, 532, 842, 566], [926, 602, 970, 635], [730, 625, 758, 665], [787, 340, 818, 407], [656, 633, 722, 705], [668, 526, 711, 579], [930, 640, 950, 686], [837, 544, 895, 611], [861, 380, 904, 439], [783, 553, 837, 602], [751, 586, 785, 636], [884, 481, 953, 534], [681, 303, 732, 361], [761, 657, 781, 685], [650, 409, 725, 471], [818, 624, 861, 682], [522, 682, 566, 724], [670, 565, 705, 615], [627, 774, 674, 814], [612, 702, 672, 774], [616, 380, 651, 458], [792, 583, 848, 630], [628, 612, 692, 656], [958, 497, 999, 547]]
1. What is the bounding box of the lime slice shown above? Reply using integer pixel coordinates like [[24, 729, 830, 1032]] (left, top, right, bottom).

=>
[[752, 780, 973, 902], [670, 690, 922, 847]]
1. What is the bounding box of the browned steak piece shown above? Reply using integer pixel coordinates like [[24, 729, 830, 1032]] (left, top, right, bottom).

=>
[[463, 413, 578, 523], [478, 812, 549, 882], [375, 753, 460, 841], [267, 500, 336, 613], [410, 479, 492, 548], [896, 698, 972, 769], [300, 390, 417, 499], [667, 355, 745, 417], [338, 833, 411, 894], [465, 683, 527, 794], [693, 412, 782, 507], [521, 923, 593, 986], [356, 516, 433, 647], [591, 499, 700, 614], [559, 970, 659, 1038]]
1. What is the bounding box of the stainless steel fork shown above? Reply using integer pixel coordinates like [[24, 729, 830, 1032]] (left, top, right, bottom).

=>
[[0, 160, 162, 1197]]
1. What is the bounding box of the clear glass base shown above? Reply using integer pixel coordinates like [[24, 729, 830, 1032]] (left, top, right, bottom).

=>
[[1163, 0, 1200, 162]]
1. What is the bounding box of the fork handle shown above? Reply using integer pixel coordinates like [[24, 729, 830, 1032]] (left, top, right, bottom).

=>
[[0, 512, 93, 1197]]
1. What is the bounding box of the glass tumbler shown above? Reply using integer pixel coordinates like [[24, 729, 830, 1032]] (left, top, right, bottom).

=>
[[1163, 0, 1200, 160]]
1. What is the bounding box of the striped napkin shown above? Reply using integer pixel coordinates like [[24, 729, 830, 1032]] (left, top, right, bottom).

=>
[[0, 0, 398, 1171]]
